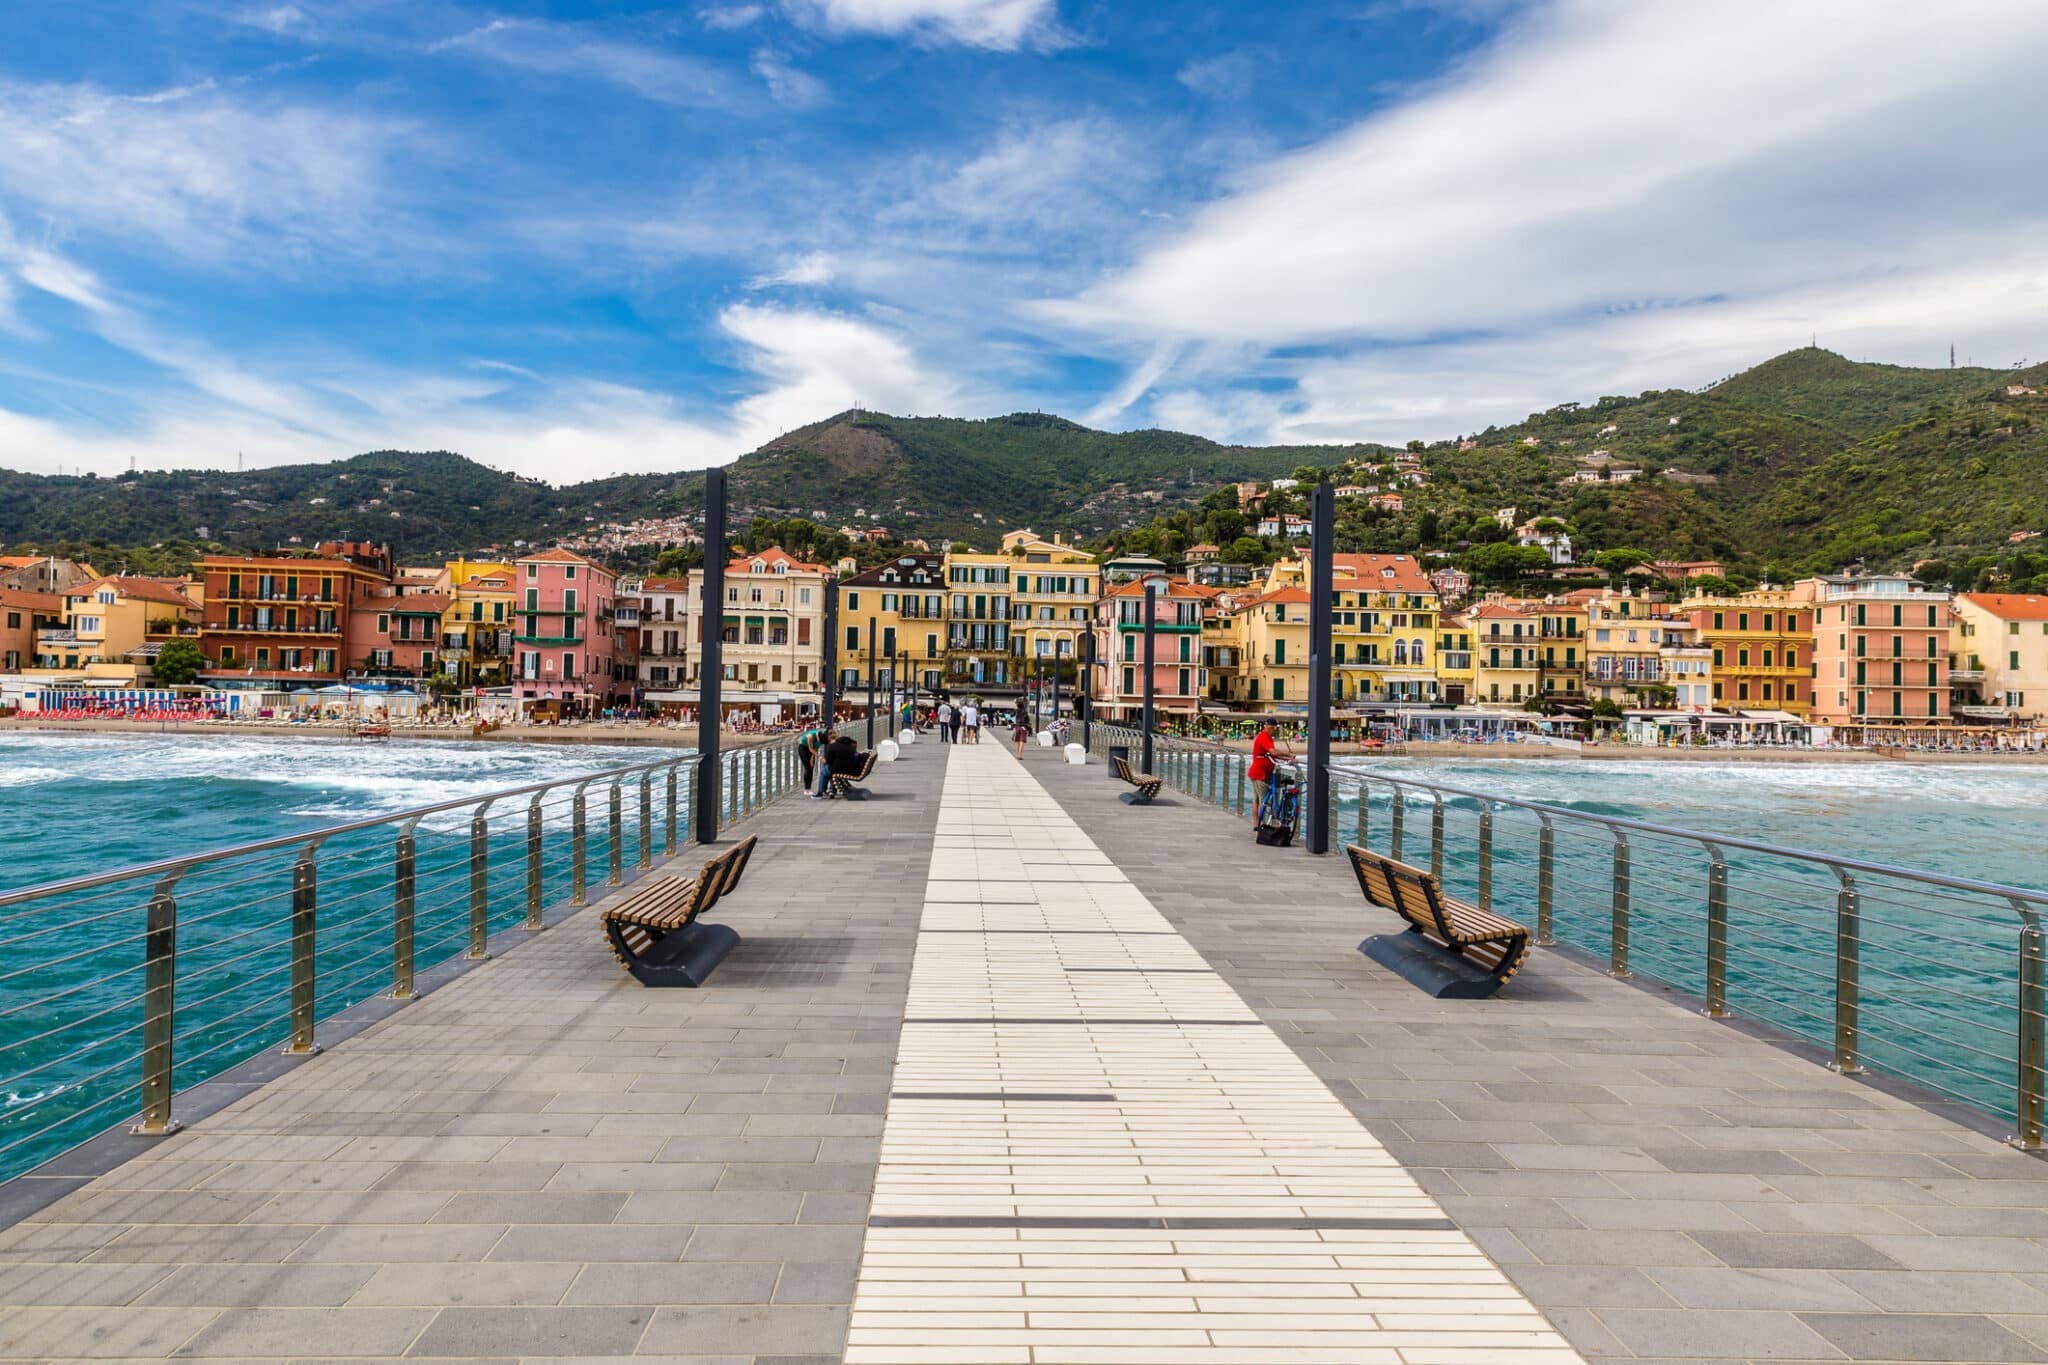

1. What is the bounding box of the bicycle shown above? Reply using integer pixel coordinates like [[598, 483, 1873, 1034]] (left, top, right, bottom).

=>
[[1254, 761, 1302, 846]]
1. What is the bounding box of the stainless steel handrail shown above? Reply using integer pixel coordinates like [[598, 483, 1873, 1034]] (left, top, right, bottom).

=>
[[1092, 721, 2048, 1145], [0, 733, 803, 1177]]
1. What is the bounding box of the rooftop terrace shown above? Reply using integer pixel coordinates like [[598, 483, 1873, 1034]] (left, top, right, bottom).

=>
[[4, 739, 2048, 1363]]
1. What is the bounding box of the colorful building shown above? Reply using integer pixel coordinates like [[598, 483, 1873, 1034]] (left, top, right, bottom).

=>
[[36, 576, 200, 672], [1092, 577, 1211, 721], [1434, 613, 1476, 705], [1951, 593, 2048, 725], [0, 589, 66, 673], [1685, 587, 1814, 715], [635, 577, 693, 692], [944, 549, 1015, 690], [1272, 553, 1440, 705], [680, 547, 829, 707], [1002, 530, 1096, 666], [1469, 600, 1542, 705], [443, 566, 516, 687], [840, 553, 947, 698], [349, 593, 450, 678], [511, 548, 620, 709], [1532, 594, 1589, 702], [1584, 590, 1713, 709], [197, 543, 392, 686], [1797, 573, 1952, 726], [1206, 586, 1309, 712]]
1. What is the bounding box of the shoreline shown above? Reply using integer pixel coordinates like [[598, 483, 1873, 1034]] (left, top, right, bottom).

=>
[[6, 717, 2045, 763]]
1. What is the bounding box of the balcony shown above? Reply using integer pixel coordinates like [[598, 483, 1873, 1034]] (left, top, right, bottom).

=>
[[1950, 668, 1987, 684], [514, 634, 587, 647], [205, 620, 343, 636]]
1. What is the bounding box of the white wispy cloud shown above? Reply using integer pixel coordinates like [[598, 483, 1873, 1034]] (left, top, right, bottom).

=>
[[750, 48, 830, 108], [779, 0, 1060, 50], [433, 18, 752, 109], [0, 77, 414, 267], [1047, 0, 2048, 442], [700, 5, 766, 30]]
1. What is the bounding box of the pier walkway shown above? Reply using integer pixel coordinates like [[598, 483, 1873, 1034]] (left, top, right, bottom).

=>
[[5, 741, 2048, 1363]]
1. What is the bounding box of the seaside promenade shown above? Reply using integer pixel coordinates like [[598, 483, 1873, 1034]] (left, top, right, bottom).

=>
[[5, 742, 2048, 1363]]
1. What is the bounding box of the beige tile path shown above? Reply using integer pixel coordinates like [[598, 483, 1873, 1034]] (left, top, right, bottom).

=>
[[848, 742, 1582, 1363]]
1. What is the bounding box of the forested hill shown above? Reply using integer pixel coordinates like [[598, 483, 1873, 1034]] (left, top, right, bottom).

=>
[[0, 412, 1362, 560], [0, 349, 2043, 575]]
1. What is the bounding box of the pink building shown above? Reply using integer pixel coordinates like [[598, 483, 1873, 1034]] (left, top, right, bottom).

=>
[[347, 592, 450, 678], [512, 549, 620, 710], [1090, 577, 1216, 722]]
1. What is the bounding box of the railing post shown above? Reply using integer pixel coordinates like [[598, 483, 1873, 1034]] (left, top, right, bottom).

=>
[[1430, 794, 1445, 881], [1704, 848, 1728, 1017], [526, 794, 544, 930], [1477, 802, 1494, 912], [1833, 870, 1863, 1074], [1536, 814, 1554, 945], [1610, 829, 1631, 979], [469, 798, 495, 960], [571, 781, 590, 906], [284, 845, 321, 1054], [639, 772, 653, 870], [393, 822, 418, 998], [131, 875, 183, 1135], [2015, 903, 2044, 1150], [608, 782, 624, 886], [665, 765, 679, 854], [1390, 789, 1405, 863], [1354, 776, 1368, 849]]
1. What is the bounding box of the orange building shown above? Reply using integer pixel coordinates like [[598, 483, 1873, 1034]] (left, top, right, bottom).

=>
[[197, 542, 393, 685], [1796, 573, 1952, 725]]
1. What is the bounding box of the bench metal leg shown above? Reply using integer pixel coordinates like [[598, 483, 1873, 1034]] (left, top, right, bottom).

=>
[[622, 921, 742, 987], [1360, 932, 1507, 999]]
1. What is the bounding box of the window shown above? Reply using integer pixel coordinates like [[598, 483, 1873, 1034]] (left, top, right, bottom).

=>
[[1274, 639, 1286, 665], [1122, 666, 1134, 694], [525, 563, 537, 579], [1273, 678, 1285, 701]]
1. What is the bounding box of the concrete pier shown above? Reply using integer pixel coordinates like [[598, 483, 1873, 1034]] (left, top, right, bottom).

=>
[[4, 740, 2048, 1363]]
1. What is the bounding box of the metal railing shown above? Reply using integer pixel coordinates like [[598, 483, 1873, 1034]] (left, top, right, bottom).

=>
[[1090, 723, 2048, 1147], [0, 734, 803, 1184]]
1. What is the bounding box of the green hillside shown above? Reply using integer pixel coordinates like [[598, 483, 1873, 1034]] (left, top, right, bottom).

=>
[[0, 349, 2041, 579], [1707, 347, 2017, 435]]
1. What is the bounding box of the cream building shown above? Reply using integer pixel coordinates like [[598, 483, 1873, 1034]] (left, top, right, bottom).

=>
[[1952, 593, 2048, 724]]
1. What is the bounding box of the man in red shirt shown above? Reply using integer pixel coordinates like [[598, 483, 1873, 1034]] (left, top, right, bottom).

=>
[[1247, 719, 1294, 827]]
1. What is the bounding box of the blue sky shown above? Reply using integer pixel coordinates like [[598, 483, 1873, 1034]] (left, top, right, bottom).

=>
[[2, 0, 2046, 479]]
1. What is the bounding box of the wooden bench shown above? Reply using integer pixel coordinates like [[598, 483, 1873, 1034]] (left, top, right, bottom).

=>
[[1345, 845, 1530, 999], [828, 750, 878, 801], [1110, 753, 1163, 805], [602, 835, 757, 987]]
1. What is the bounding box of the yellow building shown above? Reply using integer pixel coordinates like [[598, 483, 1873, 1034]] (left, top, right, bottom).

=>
[[943, 548, 1016, 690], [1585, 590, 1715, 709], [1002, 530, 1096, 667], [442, 564, 516, 686], [1434, 613, 1476, 705], [1952, 593, 2048, 725], [1532, 594, 1590, 701], [1469, 600, 1541, 705], [840, 552, 948, 699], [37, 576, 201, 672], [1684, 586, 1814, 715], [1207, 586, 1310, 712], [1267, 553, 1440, 704]]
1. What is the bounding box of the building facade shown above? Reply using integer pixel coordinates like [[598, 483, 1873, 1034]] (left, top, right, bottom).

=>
[[511, 549, 620, 708], [443, 567, 515, 688], [197, 543, 392, 686], [1798, 573, 1952, 726], [37, 576, 199, 672], [841, 553, 947, 698], [1002, 531, 1095, 665], [1092, 578, 1210, 720], [1686, 587, 1814, 715], [635, 577, 693, 691], [680, 548, 828, 706], [1951, 593, 2048, 725], [1264, 553, 1440, 705], [945, 550, 1015, 690], [1584, 590, 1714, 709]]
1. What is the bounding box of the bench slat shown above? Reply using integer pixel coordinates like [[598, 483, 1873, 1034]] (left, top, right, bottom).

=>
[[1344, 845, 1532, 989]]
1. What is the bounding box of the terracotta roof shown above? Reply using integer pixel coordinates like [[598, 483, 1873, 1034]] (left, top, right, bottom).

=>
[[518, 547, 604, 567], [1961, 593, 2048, 622], [1234, 587, 1311, 611], [726, 547, 829, 574], [1187, 543, 1219, 553], [0, 556, 44, 568], [1103, 576, 1207, 599], [641, 577, 693, 591], [71, 575, 196, 609], [392, 594, 451, 612], [454, 574, 514, 591], [1328, 553, 1434, 593], [0, 588, 63, 611]]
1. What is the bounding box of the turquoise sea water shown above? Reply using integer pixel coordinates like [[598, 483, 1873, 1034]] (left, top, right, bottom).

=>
[[0, 732, 710, 1183], [1, 735, 2045, 1181]]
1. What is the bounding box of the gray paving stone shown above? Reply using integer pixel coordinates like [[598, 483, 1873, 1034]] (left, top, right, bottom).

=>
[[1692, 1231, 1906, 1270], [638, 1305, 850, 1357], [560, 1262, 780, 1306], [404, 1304, 651, 1356], [1800, 1310, 2048, 1362], [1596, 1307, 1845, 1359]]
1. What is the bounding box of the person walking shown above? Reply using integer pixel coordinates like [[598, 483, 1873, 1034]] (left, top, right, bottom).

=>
[[1247, 718, 1294, 827], [936, 699, 953, 742], [963, 701, 980, 744], [1012, 713, 1031, 757]]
